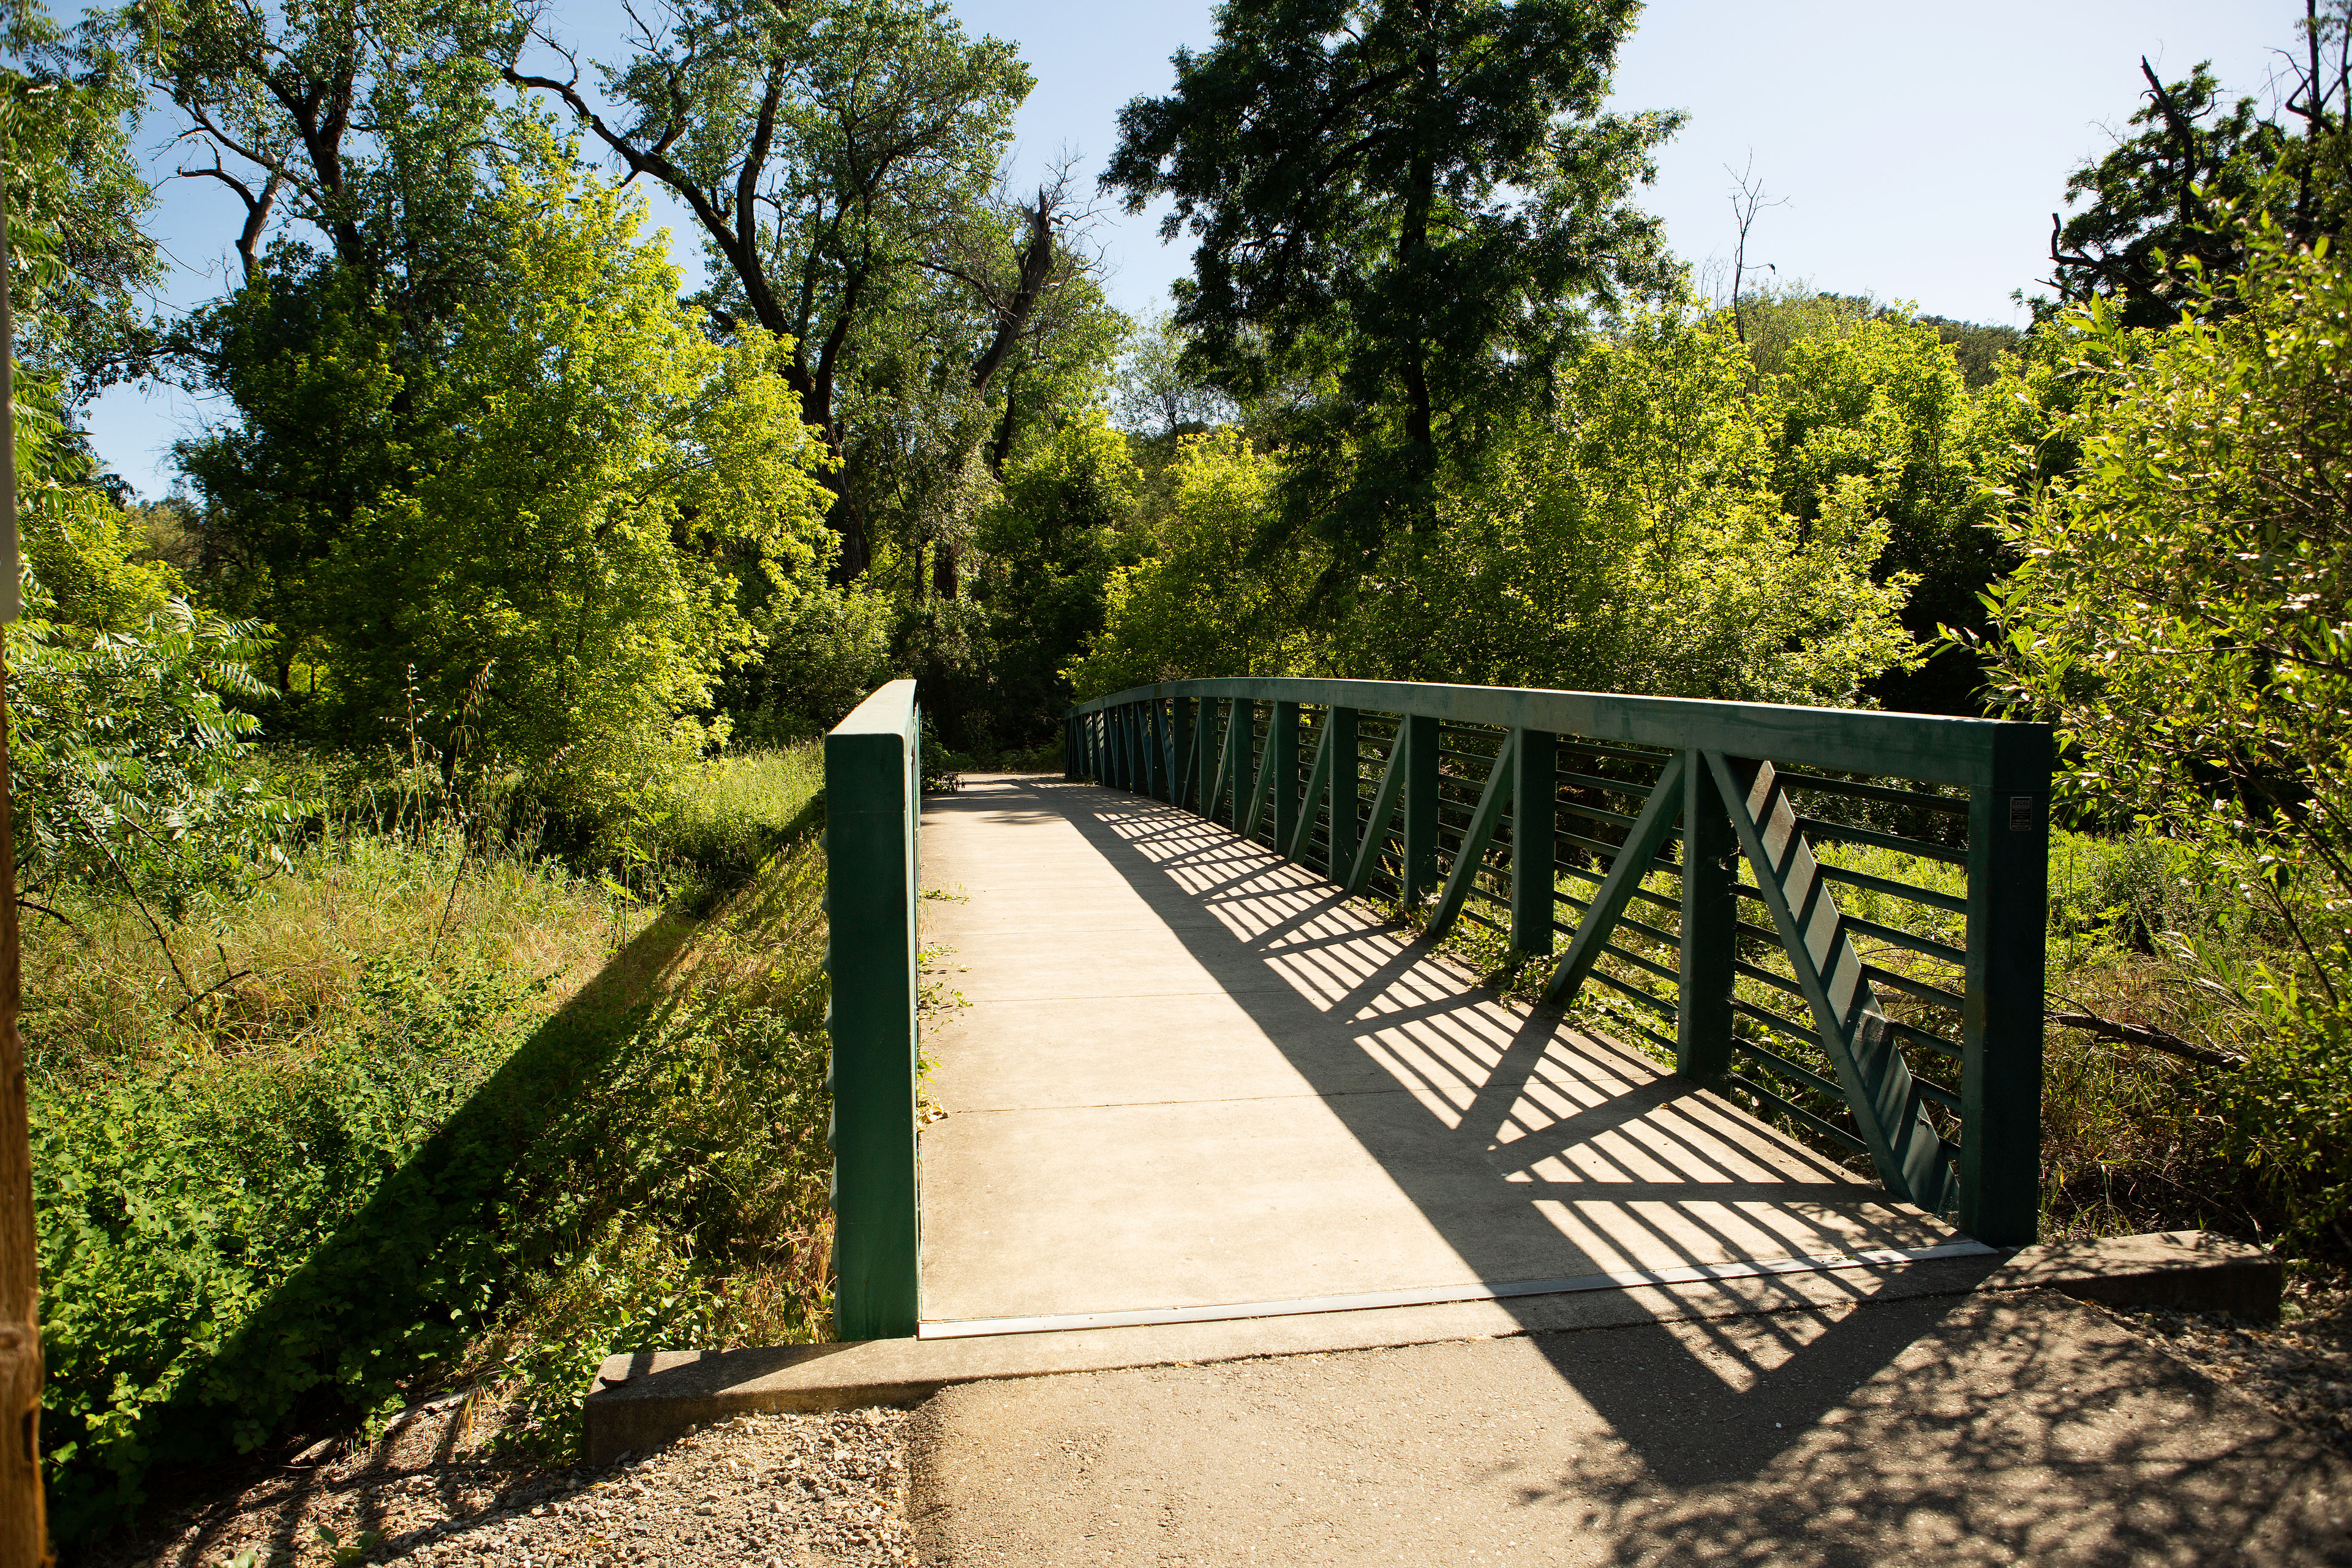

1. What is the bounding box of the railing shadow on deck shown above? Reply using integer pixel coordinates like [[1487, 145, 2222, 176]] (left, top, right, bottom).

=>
[[949, 775, 2017, 1491]]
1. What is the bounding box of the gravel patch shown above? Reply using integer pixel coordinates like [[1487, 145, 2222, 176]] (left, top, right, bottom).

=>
[[100, 1401, 914, 1568], [2109, 1274, 2352, 1460]]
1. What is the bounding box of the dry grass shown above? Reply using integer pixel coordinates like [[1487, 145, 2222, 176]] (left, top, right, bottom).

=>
[[24, 828, 649, 1083]]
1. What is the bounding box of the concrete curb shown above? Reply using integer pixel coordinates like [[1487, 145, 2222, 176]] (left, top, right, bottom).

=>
[[579, 1229, 2278, 1465]]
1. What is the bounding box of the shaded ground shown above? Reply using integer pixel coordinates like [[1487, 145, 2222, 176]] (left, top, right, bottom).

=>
[[2115, 1273, 2352, 1460], [907, 1287, 2351, 1567]]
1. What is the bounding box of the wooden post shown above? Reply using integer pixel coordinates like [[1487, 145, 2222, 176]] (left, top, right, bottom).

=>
[[1677, 748, 1736, 1082], [1325, 708, 1359, 878], [1510, 730, 1556, 954], [1, 161, 50, 1568], [1399, 713, 1440, 907], [1962, 727, 2052, 1246]]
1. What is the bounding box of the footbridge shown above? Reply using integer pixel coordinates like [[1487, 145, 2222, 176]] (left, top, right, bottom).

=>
[[822, 677, 2050, 1342]]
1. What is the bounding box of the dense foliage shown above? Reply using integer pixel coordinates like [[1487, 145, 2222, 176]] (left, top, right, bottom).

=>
[[1985, 211, 2352, 1251], [1105, 0, 1679, 583]]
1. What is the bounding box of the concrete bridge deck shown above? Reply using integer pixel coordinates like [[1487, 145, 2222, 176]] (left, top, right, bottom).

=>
[[916, 775, 1970, 1338]]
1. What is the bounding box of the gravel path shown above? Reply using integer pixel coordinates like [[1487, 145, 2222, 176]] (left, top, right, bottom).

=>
[[105, 1403, 914, 1568]]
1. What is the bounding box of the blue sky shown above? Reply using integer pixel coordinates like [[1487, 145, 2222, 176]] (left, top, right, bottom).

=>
[[85, 0, 2293, 499]]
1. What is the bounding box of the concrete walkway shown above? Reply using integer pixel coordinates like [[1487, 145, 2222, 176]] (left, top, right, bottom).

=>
[[916, 775, 1962, 1336], [908, 1286, 2352, 1567]]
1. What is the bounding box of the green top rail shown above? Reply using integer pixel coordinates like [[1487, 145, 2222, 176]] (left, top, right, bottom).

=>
[[824, 679, 922, 1340], [1069, 678, 2047, 793], [1067, 676, 2051, 1248]]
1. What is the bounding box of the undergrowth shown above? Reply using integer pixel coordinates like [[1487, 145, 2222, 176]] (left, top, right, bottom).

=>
[[28, 744, 834, 1551]]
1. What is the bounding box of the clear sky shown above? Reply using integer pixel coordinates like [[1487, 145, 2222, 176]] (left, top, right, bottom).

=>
[[83, 0, 2296, 499]]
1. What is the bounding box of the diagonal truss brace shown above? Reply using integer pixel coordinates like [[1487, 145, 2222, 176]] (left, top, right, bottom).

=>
[[1209, 700, 1241, 823], [1703, 752, 1954, 1212], [1345, 722, 1412, 898], [1287, 718, 1335, 862], [1542, 751, 1686, 1006], [1426, 731, 1519, 942]]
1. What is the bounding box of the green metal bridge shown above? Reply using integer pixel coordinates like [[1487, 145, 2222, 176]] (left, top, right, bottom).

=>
[[824, 677, 2049, 1342]]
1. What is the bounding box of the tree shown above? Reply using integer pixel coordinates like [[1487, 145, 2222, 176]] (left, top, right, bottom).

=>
[[504, 0, 1093, 579], [1766, 310, 2007, 714], [1112, 310, 1235, 437], [1102, 0, 1680, 579], [1067, 429, 1310, 695], [2049, 1, 2350, 325], [2, 0, 161, 404], [1076, 304, 1920, 707], [1984, 209, 2352, 1250], [150, 0, 519, 311], [179, 137, 835, 798], [968, 414, 1148, 737]]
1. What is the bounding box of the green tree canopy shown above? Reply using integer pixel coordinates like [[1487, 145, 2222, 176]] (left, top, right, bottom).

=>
[[178, 137, 835, 798], [1103, 0, 1680, 576], [2049, 1, 2350, 325]]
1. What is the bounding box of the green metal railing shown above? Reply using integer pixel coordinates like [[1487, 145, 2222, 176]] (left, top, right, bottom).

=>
[[825, 679, 922, 1338], [1066, 678, 2051, 1248]]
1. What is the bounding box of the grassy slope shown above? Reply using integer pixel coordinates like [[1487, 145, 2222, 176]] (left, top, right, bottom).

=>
[[29, 747, 834, 1548]]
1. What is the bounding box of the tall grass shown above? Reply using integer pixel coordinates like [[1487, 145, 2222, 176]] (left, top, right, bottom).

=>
[[29, 743, 837, 1550]]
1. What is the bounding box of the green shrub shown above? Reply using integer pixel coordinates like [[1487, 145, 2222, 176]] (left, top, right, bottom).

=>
[[28, 821, 834, 1545], [641, 745, 826, 884]]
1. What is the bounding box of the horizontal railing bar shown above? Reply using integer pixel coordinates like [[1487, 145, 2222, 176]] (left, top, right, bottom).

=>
[[1733, 997, 1822, 1046], [1586, 967, 1678, 1019], [1733, 958, 1807, 1000], [1865, 965, 1967, 1011], [1733, 1036, 1845, 1106], [1556, 768, 1664, 796], [1071, 678, 2051, 790], [1554, 881, 1683, 918], [1814, 864, 1969, 915], [1769, 768, 1970, 815], [1556, 738, 1678, 767], [1616, 1014, 1683, 1057], [1794, 815, 1967, 866], [1724, 1072, 1871, 1153], [1883, 1016, 1963, 1060], [1728, 884, 1969, 967], [1614, 910, 1683, 948], [1561, 828, 1681, 873], [1602, 942, 1681, 986], [1844, 914, 1970, 968], [1912, 1076, 1964, 1113]]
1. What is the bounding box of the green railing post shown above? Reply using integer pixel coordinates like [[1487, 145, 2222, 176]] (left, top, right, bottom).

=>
[[824, 679, 922, 1339], [1961, 729, 2052, 1246], [1172, 696, 1196, 810], [1271, 701, 1302, 856], [1327, 707, 1360, 877], [1399, 712, 1441, 907], [1677, 748, 1736, 1082], [1510, 729, 1556, 954]]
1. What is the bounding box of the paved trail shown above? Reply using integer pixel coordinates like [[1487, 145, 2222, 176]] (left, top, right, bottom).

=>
[[907, 1288, 2351, 1567]]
